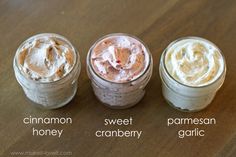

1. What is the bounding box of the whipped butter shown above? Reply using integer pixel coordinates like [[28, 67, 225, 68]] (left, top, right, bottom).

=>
[[87, 33, 153, 108], [165, 39, 224, 86], [91, 35, 149, 83], [13, 33, 81, 109], [17, 36, 75, 82], [160, 37, 226, 112]]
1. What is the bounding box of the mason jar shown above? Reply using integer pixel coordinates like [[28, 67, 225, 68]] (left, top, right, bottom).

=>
[[159, 37, 226, 112], [87, 33, 153, 109], [13, 33, 81, 109]]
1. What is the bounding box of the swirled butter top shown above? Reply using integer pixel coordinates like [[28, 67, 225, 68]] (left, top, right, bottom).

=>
[[90, 35, 149, 83], [17, 35, 75, 82], [164, 38, 224, 86]]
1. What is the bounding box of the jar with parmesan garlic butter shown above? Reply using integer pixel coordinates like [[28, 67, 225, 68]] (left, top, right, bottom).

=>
[[159, 37, 226, 112], [13, 33, 81, 109]]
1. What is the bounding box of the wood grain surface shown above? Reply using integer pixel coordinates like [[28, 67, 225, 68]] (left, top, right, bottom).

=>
[[0, 0, 235, 157]]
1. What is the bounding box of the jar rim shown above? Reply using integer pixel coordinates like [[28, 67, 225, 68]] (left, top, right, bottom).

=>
[[87, 33, 153, 85], [161, 36, 227, 88], [13, 33, 80, 85]]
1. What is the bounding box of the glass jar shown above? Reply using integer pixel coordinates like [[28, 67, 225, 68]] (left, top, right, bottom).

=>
[[13, 33, 81, 109], [159, 37, 226, 112], [87, 33, 153, 109]]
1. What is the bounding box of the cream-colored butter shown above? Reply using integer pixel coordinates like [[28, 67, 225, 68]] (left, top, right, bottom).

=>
[[17, 36, 75, 82], [165, 39, 224, 86]]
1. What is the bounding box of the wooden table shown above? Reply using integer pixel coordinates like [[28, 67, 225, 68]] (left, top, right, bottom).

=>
[[0, 0, 235, 156]]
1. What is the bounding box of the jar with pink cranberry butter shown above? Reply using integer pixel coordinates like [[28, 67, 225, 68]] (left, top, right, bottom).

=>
[[13, 33, 81, 109], [159, 37, 226, 112], [87, 33, 153, 109]]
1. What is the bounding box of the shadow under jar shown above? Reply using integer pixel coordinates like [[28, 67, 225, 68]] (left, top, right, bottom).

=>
[[13, 33, 81, 109], [87, 33, 153, 109], [159, 37, 226, 112]]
